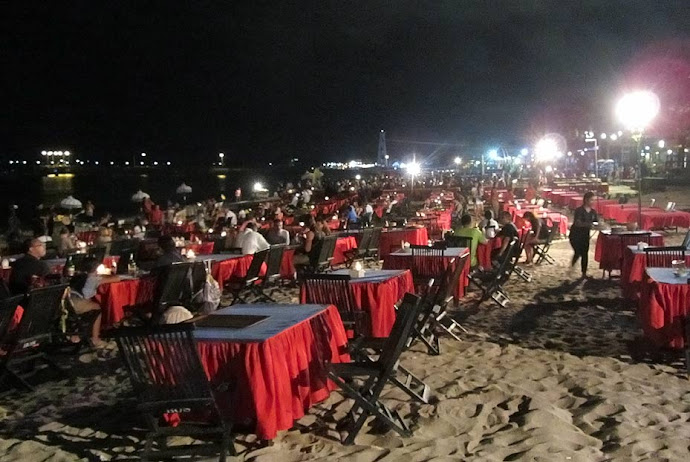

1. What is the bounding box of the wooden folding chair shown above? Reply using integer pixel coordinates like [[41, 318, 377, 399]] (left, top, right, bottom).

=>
[[343, 228, 372, 268], [227, 249, 269, 305], [644, 246, 687, 268], [328, 293, 422, 444], [511, 230, 533, 282], [111, 324, 235, 461], [533, 221, 558, 265], [0, 285, 68, 391], [257, 245, 286, 302], [303, 274, 370, 338], [470, 238, 518, 307]]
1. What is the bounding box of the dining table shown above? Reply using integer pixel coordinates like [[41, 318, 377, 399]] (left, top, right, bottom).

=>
[[620, 246, 690, 300], [382, 247, 470, 300], [594, 230, 665, 272], [191, 303, 350, 440], [638, 267, 690, 349]]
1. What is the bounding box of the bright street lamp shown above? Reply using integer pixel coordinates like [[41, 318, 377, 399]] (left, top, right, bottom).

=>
[[454, 156, 462, 165], [616, 90, 660, 228], [658, 140, 665, 148]]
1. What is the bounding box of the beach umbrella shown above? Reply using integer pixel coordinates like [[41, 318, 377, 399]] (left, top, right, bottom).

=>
[[60, 196, 82, 210], [176, 183, 192, 194], [131, 190, 150, 202]]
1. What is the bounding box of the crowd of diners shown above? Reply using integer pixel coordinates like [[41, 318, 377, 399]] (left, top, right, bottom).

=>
[[1, 168, 578, 347]]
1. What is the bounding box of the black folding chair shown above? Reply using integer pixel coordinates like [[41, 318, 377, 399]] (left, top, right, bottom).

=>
[[314, 235, 338, 272], [111, 324, 235, 461], [89, 246, 107, 264], [0, 285, 68, 391], [108, 239, 136, 258], [257, 245, 286, 302], [410, 245, 445, 288], [511, 230, 533, 282], [533, 221, 558, 265], [364, 228, 383, 264], [344, 228, 373, 268], [227, 249, 269, 305], [682, 230, 690, 250], [443, 235, 472, 249], [151, 262, 197, 323], [328, 293, 422, 444], [303, 274, 370, 338], [644, 246, 687, 268], [470, 238, 518, 308]]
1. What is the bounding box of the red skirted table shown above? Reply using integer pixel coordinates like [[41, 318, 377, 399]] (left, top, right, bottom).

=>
[[301, 269, 414, 337], [606, 205, 659, 224], [382, 247, 470, 300], [209, 254, 254, 288], [594, 231, 664, 272], [193, 304, 350, 440], [94, 275, 158, 329], [378, 227, 429, 258], [621, 246, 690, 300], [477, 238, 503, 269], [640, 211, 690, 230], [568, 196, 583, 209], [592, 199, 620, 215], [332, 236, 358, 266], [514, 209, 569, 235], [638, 267, 690, 349]]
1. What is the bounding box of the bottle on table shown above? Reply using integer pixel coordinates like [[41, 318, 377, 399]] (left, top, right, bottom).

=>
[[127, 253, 137, 276], [64, 255, 75, 277]]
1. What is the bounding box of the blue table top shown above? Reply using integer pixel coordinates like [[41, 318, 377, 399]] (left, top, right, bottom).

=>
[[194, 303, 330, 342], [330, 268, 408, 283], [646, 267, 690, 285], [388, 247, 468, 257]]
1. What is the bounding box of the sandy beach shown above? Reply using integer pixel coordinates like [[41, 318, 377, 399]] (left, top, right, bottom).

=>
[[1, 220, 690, 461]]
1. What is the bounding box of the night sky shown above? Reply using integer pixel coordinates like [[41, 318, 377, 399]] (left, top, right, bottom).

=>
[[4, 1, 690, 164]]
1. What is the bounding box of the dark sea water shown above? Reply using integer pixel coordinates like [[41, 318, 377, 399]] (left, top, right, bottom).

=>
[[0, 165, 319, 226]]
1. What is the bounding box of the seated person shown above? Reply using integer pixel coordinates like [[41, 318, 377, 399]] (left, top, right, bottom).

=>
[[9, 238, 49, 295], [265, 219, 290, 245], [153, 235, 185, 268], [453, 214, 486, 268], [69, 257, 119, 347], [478, 210, 499, 237], [522, 211, 542, 265], [57, 227, 76, 257], [235, 221, 270, 255], [491, 211, 519, 262], [293, 217, 324, 267]]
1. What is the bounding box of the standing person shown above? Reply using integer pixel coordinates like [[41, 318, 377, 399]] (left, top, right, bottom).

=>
[[570, 191, 598, 278]]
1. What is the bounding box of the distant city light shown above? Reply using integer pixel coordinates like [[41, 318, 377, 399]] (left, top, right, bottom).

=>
[[64, 151, 70, 156], [454, 156, 462, 165], [535, 137, 562, 161], [141, 152, 147, 157], [667, 149, 673, 155], [610, 134, 618, 141], [355, 174, 361, 180], [140, 161, 144, 165], [520, 148, 529, 155], [600, 133, 607, 139], [125, 161, 130, 165], [166, 161, 171, 165], [218, 152, 225, 158], [487, 149, 499, 160], [658, 140, 665, 148], [406, 162, 421, 176], [41, 151, 47, 155]]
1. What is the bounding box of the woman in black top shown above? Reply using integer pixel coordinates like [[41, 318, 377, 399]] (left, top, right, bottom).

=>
[[570, 191, 598, 277]]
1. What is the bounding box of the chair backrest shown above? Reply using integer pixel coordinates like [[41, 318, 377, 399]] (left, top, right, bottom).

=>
[[246, 248, 269, 281], [303, 273, 359, 315], [153, 262, 196, 313], [410, 245, 446, 280], [644, 246, 687, 268], [0, 295, 23, 342], [112, 324, 216, 409], [316, 235, 338, 267], [545, 221, 559, 243], [89, 246, 107, 264], [136, 239, 161, 264], [444, 235, 472, 248], [496, 238, 518, 281], [357, 228, 373, 252], [368, 228, 382, 253], [682, 230, 690, 250], [0, 279, 11, 301], [109, 239, 135, 257], [377, 293, 422, 370], [264, 245, 286, 280], [66, 253, 88, 272], [15, 284, 68, 347], [619, 233, 651, 258]]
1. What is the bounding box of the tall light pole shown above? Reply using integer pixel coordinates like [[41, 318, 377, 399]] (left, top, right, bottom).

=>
[[616, 91, 660, 228]]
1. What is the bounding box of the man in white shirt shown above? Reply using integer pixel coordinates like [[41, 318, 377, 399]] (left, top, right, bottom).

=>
[[236, 222, 270, 255], [265, 219, 290, 245], [301, 188, 312, 204], [225, 209, 238, 227]]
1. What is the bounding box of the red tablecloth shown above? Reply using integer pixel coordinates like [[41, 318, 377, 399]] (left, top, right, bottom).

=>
[[382, 249, 470, 300], [184, 241, 215, 255], [196, 305, 349, 440], [211, 255, 254, 288], [638, 273, 690, 349], [568, 196, 583, 209], [94, 276, 158, 329], [477, 238, 503, 269], [640, 211, 690, 230], [594, 233, 665, 271], [76, 231, 99, 243], [606, 206, 659, 224], [592, 199, 620, 215], [514, 209, 569, 235], [378, 228, 429, 258], [621, 247, 690, 300], [300, 269, 414, 337], [332, 236, 357, 265]]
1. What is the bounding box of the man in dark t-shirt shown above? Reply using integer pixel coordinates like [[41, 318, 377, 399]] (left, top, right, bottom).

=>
[[570, 191, 599, 278], [9, 238, 50, 295], [492, 211, 519, 262]]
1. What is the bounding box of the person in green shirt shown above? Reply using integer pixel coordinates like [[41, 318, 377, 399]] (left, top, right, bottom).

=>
[[453, 214, 487, 268]]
